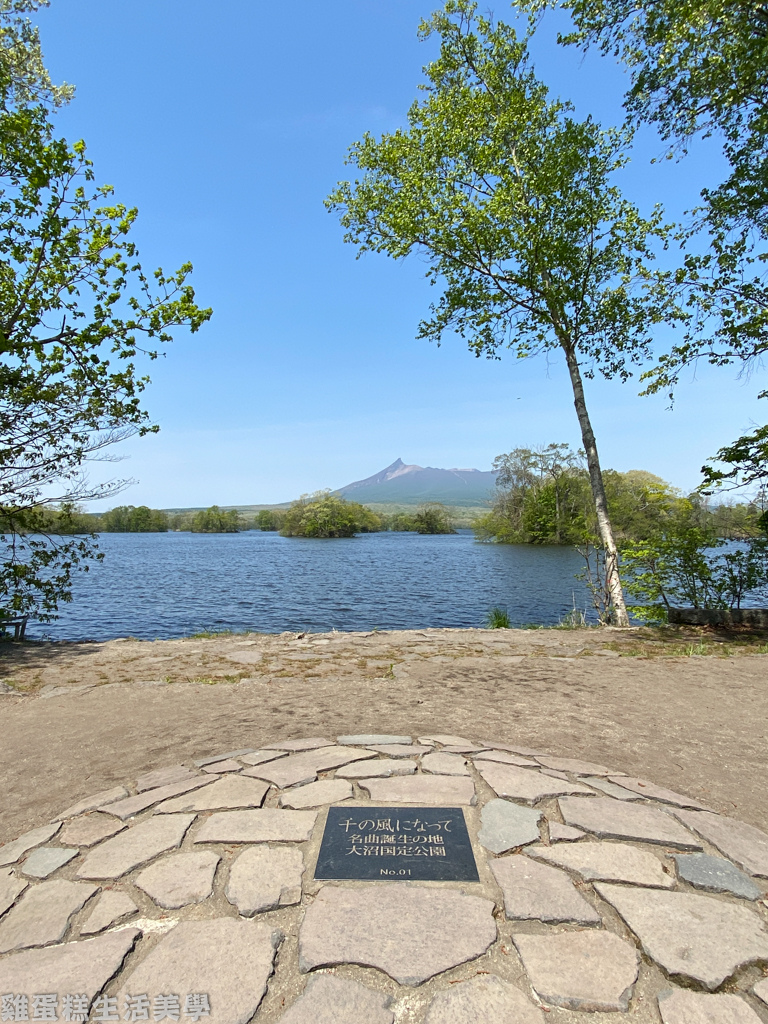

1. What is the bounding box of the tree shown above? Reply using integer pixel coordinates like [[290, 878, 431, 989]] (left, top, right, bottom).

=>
[[412, 502, 456, 534], [101, 505, 168, 532], [327, 1, 679, 623], [0, 4, 211, 620], [280, 492, 381, 538], [190, 507, 240, 534]]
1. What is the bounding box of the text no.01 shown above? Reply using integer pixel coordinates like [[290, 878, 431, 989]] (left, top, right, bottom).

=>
[[314, 806, 479, 882]]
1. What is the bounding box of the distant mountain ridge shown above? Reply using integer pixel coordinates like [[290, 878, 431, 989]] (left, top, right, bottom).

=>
[[336, 458, 498, 507]]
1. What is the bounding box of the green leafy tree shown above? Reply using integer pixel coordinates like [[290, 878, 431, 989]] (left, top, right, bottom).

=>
[[0, 6, 211, 620], [190, 506, 240, 534], [326, 2, 680, 624], [412, 502, 457, 534], [255, 509, 283, 531], [280, 492, 381, 538], [101, 505, 168, 532]]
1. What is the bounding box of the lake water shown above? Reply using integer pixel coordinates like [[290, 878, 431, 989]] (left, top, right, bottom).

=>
[[31, 530, 595, 642]]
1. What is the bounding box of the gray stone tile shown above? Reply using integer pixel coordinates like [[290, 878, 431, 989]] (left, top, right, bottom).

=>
[[423, 973, 544, 1024], [193, 748, 255, 766], [418, 734, 475, 746], [482, 742, 544, 756], [101, 778, 209, 820], [535, 755, 611, 776], [548, 822, 585, 842], [155, 776, 269, 813], [0, 868, 27, 918], [193, 808, 317, 844], [116, 918, 281, 1024], [226, 845, 304, 915], [673, 809, 768, 878], [658, 989, 764, 1024], [594, 882, 768, 989], [366, 744, 432, 757], [673, 853, 763, 900], [278, 975, 394, 1024], [491, 855, 601, 925], [540, 769, 570, 780], [80, 890, 138, 934], [239, 749, 289, 766], [528, 841, 674, 887], [584, 777, 643, 800], [77, 814, 195, 879], [244, 746, 376, 788], [336, 758, 416, 779], [263, 737, 332, 751], [338, 734, 411, 745], [477, 763, 595, 805], [0, 879, 98, 953], [512, 931, 639, 1011], [136, 765, 198, 791], [608, 776, 710, 809], [299, 883, 496, 985], [201, 758, 243, 774], [135, 850, 220, 908], [478, 800, 541, 854], [0, 823, 61, 866], [57, 786, 128, 819], [441, 745, 486, 754], [473, 750, 539, 767], [559, 797, 703, 849], [754, 978, 768, 1007], [59, 813, 125, 848], [21, 847, 78, 878], [421, 752, 470, 776], [0, 928, 140, 1002], [279, 779, 352, 809], [359, 775, 477, 805]]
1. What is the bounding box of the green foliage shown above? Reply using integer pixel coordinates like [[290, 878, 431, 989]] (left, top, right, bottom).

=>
[[190, 506, 240, 534], [486, 606, 511, 629], [100, 505, 168, 532], [280, 491, 381, 539], [411, 503, 457, 535], [254, 509, 284, 532]]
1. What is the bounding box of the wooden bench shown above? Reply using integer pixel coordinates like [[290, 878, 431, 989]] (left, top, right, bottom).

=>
[[1, 615, 28, 640]]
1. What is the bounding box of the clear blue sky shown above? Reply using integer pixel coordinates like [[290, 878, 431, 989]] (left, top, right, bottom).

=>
[[36, 1, 765, 507]]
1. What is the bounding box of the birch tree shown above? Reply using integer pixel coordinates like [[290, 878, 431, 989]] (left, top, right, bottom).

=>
[[326, 0, 677, 624]]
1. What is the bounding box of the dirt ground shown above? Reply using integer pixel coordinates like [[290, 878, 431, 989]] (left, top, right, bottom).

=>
[[1, 624, 767, 846]]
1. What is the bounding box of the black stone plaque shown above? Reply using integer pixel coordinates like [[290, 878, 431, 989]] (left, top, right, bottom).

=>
[[314, 806, 479, 882]]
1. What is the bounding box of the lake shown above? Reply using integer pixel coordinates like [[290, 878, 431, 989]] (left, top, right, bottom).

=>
[[31, 530, 594, 642]]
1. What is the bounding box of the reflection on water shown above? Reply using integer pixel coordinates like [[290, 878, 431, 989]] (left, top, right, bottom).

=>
[[33, 530, 594, 641]]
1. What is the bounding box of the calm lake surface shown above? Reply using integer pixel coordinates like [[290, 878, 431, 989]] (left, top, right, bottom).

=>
[[33, 531, 595, 642]]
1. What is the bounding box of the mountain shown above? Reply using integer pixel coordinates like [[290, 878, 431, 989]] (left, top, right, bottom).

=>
[[336, 458, 498, 507]]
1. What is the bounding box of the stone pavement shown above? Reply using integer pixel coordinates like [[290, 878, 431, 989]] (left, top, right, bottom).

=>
[[0, 735, 767, 1023]]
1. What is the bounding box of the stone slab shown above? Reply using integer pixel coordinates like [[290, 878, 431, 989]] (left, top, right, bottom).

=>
[[263, 737, 332, 751], [477, 763, 594, 804], [754, 978, 768, 1007], [58, 786, 128, 820], [548, 823, 585, 842], [116, 918, 281, 1024], [536, 755, 611, 776], [21, 846, 78, 878], [421, 752, 470, 776], [0, 928, 140, 1000], [0, 879, 98, 953], [423, 973, 544, 1024], [658, 989, 764, 1024], [594, 882, 768, 989], [0, 823, 61, 866], [673, 809, 768, 878], [608, 776, 710, 809], [280, 779, 353, 808], [359, 775, 477, 805], [194, 808, 317, 844], [442, 745, 486, 753], [478, 800, 541, 853], [512, 931, 639, 1011], [0, 868, 27, 918], [336, 758, 416, 779], [540, 768, 570, 780], [77, 814, 194, 879], [155, 775, 269, 813], [245, 746, 376, 788], [674, 853, 763, 900], [239, 749, 288, 766], [202, 758, 243, 773], [278, 974, 393, 1024], [194, 748, 255, 766], [528, 841, 674, 887], [136, 765, 198, 791], [491, 855, 601, 924], [365, 744, 431, 757], [559, 797, 703, 849], [80, 890, 138, 934], [585, 777, 643, 800], [59, 813, 125, 848], [101, 778, 209, 819], [226, 845, 304, 914], [135, 850, 220, 908], [299, 883, 496, 985], [473, 750, 538, 767], [419, 734, 475, 746], [338, 734, 411, 745]]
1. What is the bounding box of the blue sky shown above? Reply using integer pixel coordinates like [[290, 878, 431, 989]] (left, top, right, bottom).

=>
[[37, 0, 765, 507]]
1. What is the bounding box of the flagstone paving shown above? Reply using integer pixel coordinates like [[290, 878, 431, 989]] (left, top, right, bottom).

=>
[[0, 734, 767, 1022]]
